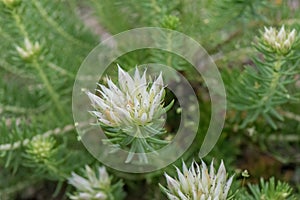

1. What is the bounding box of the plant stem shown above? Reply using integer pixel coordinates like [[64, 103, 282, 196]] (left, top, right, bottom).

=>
[[11, 10, 28, 38], [0, 124, 75, 151], [261, 59, 282, 106], [11, 7, 65, 116], [45, 160, 68, 179], [281, 111, 300, 122], [151, 0, 161, 13], [32, 58, 65, 116], [32, 0, 91, 49]]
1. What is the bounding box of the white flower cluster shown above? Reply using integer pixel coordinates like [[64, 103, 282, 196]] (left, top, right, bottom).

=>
[[263, 25, 296, 53], [68, 165, 111, 200], [87, 66, 165, 128], [161, 160, 234, 200], [16, 37, 40, 60]]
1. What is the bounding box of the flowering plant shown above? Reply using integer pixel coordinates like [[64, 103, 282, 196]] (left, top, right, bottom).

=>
[[160, 160, 234, 200], [86, 66, 173, 163], [262, 26, 296, 54], [68, 165, 125, 200], [1, 0, 300, 199]]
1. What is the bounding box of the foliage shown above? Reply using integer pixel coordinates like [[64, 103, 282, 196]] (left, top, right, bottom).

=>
[[238, 177, 296, 200], [227, 25, 300, 129], [0, 0, 299, 199]]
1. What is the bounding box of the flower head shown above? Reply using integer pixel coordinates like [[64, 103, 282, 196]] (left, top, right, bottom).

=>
[[262, 25, 297, 54], [16, 37, 40, 60], [161, 15, 180, 30], [68, 165, 125, 200], [160, 160, 234, 200], [86, 66, 173, 163], [26, 136, 56, 163], [87, 65, 166, 128]]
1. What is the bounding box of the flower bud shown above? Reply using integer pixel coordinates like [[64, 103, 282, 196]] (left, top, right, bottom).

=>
[[16, 37, 40, 61], [26, 136, 56, 162], [161, 15, 180, 30], [68, 165, 125, 200], [262, 25, 297, 54]]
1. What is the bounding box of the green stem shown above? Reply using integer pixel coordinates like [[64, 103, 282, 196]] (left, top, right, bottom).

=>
[[151, 0, 161, 13], [281, 111, 300, 122], [0, 103, 28, 114], [0, 124, 75, 151], [0, 25, 14, 42], [0, 60, 34, 79], [47, 62, 75, 78], [261, 60, 282, 105], [32, 58, 65, 116], [11, 10, 28, 38], [11, 7, 65, 116], [44, 160, 68, 179], [32, 0, 91, 49]]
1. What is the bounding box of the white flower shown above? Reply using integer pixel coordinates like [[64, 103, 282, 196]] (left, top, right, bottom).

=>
[[68, 165, 124, 200], [263, 25, 296, 53], [86, 65, 166, 127], [86, 65, 173, 163], [16, 37, 40, 60], [161, 160, 234, 200]]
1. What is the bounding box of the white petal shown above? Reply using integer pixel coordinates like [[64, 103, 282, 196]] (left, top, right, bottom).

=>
[[223, 175, 234, 198], [277, 25, 286, 42], [107, 78, 123, 96], [275, 42, 281, 49], [16, 46, 28, 58], [34, 42, 40, 51], [216, 161, 226, 184], [118, 65, 134, 92], [200, 194, 206, 200], [98, 118, 112, 126], [115, 107, 131, 119], [210, 159, 215, 181], [166, 192, 180, 200], [108, 110, 120, 124], [176, 167, 189, 193], [98, 166, 110, 185], [150, 72, 164, 94], [201, 160, 209, 191], [24, 37, 32, 50], [140, 112, 148, 123], [288, 29, 296, 43], [134, 97, 141, 111], [165, 173, 180, 191], [177, 189, 188, 200], [90, 111, 104, 119], [263, 26, 269, 33], [95, 192, 107, 199], [134, 67, 141, 82], [99, 84, 115, 100], [214, 181, 222, 197], [283, 40, 290, 48], [152, 88, 164, 108], [68, 173, 92, 192], [85, 165, 97, 183], [86, 92, 109, 110], [77, 192, 93, 200], [140, 68, 147, 86]]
